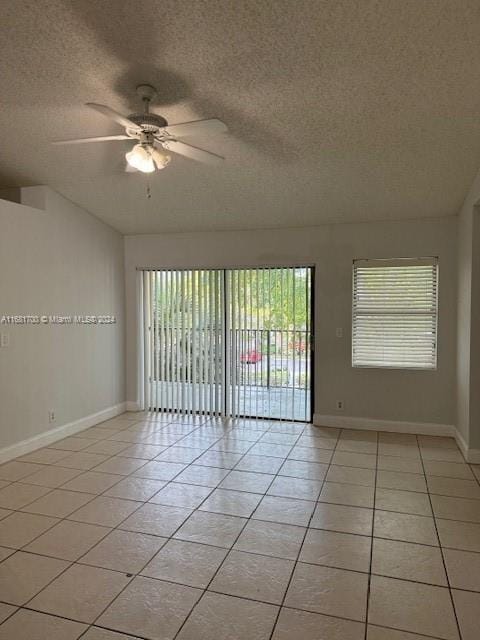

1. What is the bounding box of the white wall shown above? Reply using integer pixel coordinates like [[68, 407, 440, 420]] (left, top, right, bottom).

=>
[[125, 217, 457, 429], [456, 167, 480, 454], [0, 187, 125, 453]]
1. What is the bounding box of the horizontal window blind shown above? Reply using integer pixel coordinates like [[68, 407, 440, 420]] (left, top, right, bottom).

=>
[[352, 258, 438, 369]]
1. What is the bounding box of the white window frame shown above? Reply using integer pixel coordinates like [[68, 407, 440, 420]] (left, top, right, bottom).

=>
[[352, 257, 439, 371]]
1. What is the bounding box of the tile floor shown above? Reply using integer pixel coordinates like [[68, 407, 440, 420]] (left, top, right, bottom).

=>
[[0, 413, 479, 639]]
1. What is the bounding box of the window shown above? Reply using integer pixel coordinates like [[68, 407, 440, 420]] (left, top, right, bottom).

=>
[[352, 258, 438, 369]]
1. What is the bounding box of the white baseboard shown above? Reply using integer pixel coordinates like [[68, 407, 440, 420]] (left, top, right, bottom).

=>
[[313, 414, 480, 463], [454, 429, 480, 464], [0, 402, 127, 464], [313, 414, 455, 437], [126, 401, 141, 412]]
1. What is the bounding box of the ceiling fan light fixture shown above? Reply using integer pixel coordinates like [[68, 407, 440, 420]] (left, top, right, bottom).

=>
[[152, 148, 171, 170], [125, 144, 155, 173]]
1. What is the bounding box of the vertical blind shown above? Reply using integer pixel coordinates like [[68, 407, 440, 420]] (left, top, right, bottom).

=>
[[352, 258, 438, 369], [141, 267, 312, 421]]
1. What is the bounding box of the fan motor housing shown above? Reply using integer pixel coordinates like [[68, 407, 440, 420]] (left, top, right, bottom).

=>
[[127, 112, 168, 134]]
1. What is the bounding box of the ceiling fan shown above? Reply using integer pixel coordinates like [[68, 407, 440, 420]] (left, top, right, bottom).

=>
[[53, 84, 228, 173]]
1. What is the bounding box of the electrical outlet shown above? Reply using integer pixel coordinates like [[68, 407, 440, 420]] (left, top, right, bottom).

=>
[[335, 328, 343, 338], [0, 333, 9, 347], [48, 411, 55, 423], [336, 400, 344, 411]]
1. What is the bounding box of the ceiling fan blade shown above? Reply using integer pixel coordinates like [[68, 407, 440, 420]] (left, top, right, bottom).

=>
[[161, 118, 227, 138], [162, 139, 225, 164], [86, 103, 141, 131], [52, 134, 130, 145]]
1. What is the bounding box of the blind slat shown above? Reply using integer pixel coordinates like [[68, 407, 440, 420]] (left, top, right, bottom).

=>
[[352, 258, 438, 369]]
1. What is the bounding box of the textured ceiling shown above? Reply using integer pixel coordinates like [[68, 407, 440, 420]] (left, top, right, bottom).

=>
[[1, 0, 480, 234]]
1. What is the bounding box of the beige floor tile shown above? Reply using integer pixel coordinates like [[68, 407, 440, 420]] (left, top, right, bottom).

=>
[[21, 465, 83, 488], [234, 520, 305, 560], [310, 503, 373, 536], [326, 465, 376, 486], [427, 476, 480, 499], [431, 495, 480, 523], [121, 503, 192, 537], [212, 438, 253, 454], [436, 518, 480, 552], [319, 482, 375, 508], [133, 460, 187, 481], [142, 539, 227, 587], [26, 520, 110, 560], [377, 443, 420, 459], [368, 575, 459, 640], [92, 456, 148, 475], [377, 470, 427, 492], [336, 438, 377, 454], [285, 562, 368, 621], [0, 602, 16, 624], [61, 471, 124, 494], [374, 511, 438, 545], [273, 607, 365, 640], [83, 440, 131, 456], [0, 551, 68, 604], [377, 456, 423, 474], [220, 470, 275, 493], [19, 448, 71, 465], [368, 625, 448, 639], [81, 628, 139, 639], [252, 495, 315, 526], [331, 451, 377, 469], [53, 452, 109, 470], [452, 588, 480, 640], [68, 496, 141, 527], [260, 432, 299, 445], [210, 549, 294, 604], [375, 488, 432, 516], [29, 563, 131, 623], [423, 460, 473, 480], [176, 592, 278, 640], [155, 447, 204, 464], [174, 510, 246, 548], [421, 447, 465, 463], [148, 482, 212, 507], [443, 548, 480, 591], [0, 609, 86, 639], [340, 429, 377, 442], [300, 528, 371, 572], [267, 476, 322, 500], [0, 551, 68, 605], [235, 454, 284, 473], [195, 451, 243, 468], [199, 488, 262, 517], [287, 446, 333, 463], [103, 476, 166, 501], [81, 529, 167, 573], [97, 576, 202, 640], [0, 482, 50, 509], [0, 546, 14, 561], [173, 465, 230, 487], [379, 433, 418, 446], [21, 489, 95, 517], [248, 443, 293, 457], [49, 436, 96, 451], [0, 512, 58, 548], [119, 443, 168, 459], [279, 459, 328, 480], [372, 538, 447, 585], [297, 436, 336, 451], [417, 436, 457, 450], [0, 461, 45, 481]]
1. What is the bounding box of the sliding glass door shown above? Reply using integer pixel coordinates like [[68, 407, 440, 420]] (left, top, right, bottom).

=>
[[141, 267, 313, 422]]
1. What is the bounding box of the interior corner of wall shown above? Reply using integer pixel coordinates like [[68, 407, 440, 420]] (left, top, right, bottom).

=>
[[19, 185, 48, 211]]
